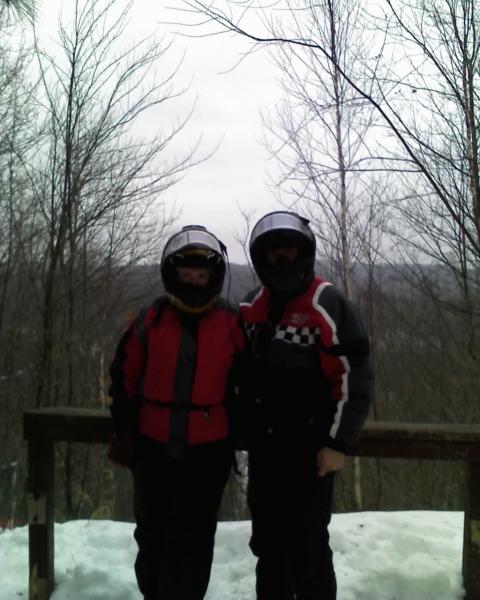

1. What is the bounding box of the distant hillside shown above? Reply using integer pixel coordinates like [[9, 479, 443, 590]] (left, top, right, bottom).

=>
[[123, 258, 470, 312]]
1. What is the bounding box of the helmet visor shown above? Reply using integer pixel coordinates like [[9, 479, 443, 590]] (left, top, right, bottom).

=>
[[163, 229, 223, 259], [250, 212, 314, 250]]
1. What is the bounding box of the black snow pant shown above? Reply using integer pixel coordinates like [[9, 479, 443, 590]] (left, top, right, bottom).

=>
[[132, 435, 233, 600], [247, 441, 337, 600]]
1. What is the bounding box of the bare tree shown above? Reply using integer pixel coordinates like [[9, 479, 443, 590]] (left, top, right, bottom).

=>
[[176, 0, 480, 513], [1, 0, 36, 21], [260, 0, 378, 508], [0, 7, 42, 523], [233, 204, 257, 289], [31, 0, 197, 411], [0, 0, 202, 520], [179, 0, 480, 262]]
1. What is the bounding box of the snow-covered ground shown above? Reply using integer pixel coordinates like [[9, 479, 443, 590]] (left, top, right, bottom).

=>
[[0, 511, 465, 599]]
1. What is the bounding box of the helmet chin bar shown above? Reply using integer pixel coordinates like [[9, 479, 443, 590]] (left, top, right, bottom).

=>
[[168, 293, 218, 314], [263, 260, 313, 299]]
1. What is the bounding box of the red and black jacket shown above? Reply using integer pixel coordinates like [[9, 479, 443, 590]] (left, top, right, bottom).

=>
[[109, 296, 245, 447], [239, 277, 373, 451]]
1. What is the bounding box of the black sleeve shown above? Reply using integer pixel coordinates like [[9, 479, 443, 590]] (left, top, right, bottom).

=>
[[108, 309, 148, 433], [315, 284, 374, 451]]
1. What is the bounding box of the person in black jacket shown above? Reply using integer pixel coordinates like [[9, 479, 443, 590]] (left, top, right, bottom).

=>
[[108, 225, 244, 600], [239, 211, 373, 600]]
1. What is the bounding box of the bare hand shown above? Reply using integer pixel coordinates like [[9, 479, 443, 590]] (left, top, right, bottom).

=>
[[316, 447, 346, 477]]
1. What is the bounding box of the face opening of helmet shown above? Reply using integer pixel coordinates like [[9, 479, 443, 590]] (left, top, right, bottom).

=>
[[264, 245, 300, 266], [176, 266, 211, 287], [253, 229, 313, 266]]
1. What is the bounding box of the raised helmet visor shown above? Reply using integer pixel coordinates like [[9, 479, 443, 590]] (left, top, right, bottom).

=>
[[250, 212, 314, 250], [163, 227, 223, 260]]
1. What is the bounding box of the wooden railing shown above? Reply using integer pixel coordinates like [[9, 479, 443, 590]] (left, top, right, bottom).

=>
[[23, 407, 480, 600]]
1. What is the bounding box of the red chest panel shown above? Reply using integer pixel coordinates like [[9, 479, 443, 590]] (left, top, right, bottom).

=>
[[139, 305, 243, 444]]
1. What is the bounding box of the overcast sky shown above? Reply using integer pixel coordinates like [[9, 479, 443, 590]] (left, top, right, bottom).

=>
[[35, 0, 283, 263]]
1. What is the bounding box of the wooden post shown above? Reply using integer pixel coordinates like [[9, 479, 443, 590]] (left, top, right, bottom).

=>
[[27, 437, 55, 600], [463, 460, 480, 600]]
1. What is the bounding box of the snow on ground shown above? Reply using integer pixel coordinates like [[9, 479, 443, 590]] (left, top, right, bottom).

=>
[[0, 511, 465, 599]]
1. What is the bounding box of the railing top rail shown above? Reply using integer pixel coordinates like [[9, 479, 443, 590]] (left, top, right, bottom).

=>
[[23, 407, 480, 452], [361, 420, 480, 441]]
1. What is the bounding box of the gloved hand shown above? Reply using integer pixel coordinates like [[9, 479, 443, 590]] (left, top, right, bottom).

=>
[[107, 432, 135, 468]]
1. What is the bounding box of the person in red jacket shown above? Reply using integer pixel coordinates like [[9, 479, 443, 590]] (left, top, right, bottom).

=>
[[239, 211, 373, 600], [108, 225, 244, 600]]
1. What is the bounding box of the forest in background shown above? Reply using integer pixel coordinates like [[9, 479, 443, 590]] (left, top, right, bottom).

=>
[[1, 0, 479, 524]]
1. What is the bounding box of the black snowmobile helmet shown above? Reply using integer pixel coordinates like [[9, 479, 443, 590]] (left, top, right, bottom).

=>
[[161, 225, 227, 314], [250, 211, 316, 298]]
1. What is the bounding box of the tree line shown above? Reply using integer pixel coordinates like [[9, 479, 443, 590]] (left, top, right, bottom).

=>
[[1, 0, 479, 524], [184, 0, 480, 516], [0, 0, 197, 523]]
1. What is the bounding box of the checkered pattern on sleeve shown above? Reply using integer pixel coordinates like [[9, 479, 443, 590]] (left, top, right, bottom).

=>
[[243, 322, 320, 346], [274, 325, 321, 346]]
